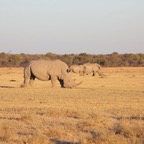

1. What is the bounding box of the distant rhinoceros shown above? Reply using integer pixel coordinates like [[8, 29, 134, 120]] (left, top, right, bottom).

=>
[[21, 60, 82, 88], [83, 63, 105, 77], [70, 65, 84, 76]]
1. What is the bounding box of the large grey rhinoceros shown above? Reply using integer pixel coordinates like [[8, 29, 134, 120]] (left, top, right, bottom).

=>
[[70, 65, 84, 76], [21, 60, 82, 88], [83, 63, 105, 77]]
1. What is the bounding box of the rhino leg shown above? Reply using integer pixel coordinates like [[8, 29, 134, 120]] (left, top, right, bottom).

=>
[[21, 64, 31, 87], [24, 78, 29, 85], [79, 71, 84, 76], [51, 75, 57, 88], [92, 71, 95, 76], [29, 75, 35, 86], [21, 77, 29, 87], [58, 79, 64, 88]]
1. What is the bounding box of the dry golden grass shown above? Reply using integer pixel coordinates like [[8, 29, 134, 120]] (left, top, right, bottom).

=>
[[0, 67, 144, 144]]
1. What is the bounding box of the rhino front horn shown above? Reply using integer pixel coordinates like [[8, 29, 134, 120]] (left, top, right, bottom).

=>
[[72, 81, 83, 87], [64, 78, 83, 88]]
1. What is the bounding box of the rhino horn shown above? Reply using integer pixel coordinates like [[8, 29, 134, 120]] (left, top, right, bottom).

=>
[[71, 81, 83, 87], [64, 78, 83, 88]]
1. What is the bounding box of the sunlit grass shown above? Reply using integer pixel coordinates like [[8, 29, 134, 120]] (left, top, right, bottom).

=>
[[0, 67, 144, 143]]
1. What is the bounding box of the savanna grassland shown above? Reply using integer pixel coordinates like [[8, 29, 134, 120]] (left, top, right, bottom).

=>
[[0, 67, 144, 144]]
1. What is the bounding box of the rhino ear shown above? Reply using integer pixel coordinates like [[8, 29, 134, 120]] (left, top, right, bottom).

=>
[[67, 69, 71, 73]]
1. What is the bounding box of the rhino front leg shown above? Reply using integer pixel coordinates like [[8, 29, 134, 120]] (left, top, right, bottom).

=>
[[92, 71, 96, 76], [51, 75, 57, 88], [58, 79, 64, 88]]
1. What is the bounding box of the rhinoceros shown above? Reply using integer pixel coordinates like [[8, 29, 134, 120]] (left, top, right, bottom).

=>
[[70, 65, 84, 76], [21, 60, 82, 88], [83, 63, 105, 77]]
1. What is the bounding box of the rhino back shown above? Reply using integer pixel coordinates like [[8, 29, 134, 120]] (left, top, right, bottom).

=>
[[70, 65, 80, 73], [30, 60, 68, 80], [92, 63, 101, 71], [84, 64, 92, 73]]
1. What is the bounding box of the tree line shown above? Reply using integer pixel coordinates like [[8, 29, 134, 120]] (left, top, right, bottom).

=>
[[0, 52, 144, 67]]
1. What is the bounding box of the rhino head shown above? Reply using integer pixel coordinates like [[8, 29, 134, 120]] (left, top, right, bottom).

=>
[[59, 69, 83, 88], [64, 77, 83, 88]]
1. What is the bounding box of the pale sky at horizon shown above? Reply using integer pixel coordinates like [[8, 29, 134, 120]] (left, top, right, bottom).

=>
[[0, 0, 144, 54]]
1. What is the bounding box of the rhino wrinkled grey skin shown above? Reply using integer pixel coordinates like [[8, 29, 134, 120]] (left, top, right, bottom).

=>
[[21, 60, 82, 88], [83, 63, 105, 77]]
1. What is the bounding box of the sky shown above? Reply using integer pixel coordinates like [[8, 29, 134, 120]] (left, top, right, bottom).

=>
[[0, 0, 144, 54]]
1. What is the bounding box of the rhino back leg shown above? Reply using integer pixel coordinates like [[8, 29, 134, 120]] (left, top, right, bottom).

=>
[[22, 77, 29, 87], [29, 74, 35, 86], [92, 70, 96, 76], [22, 66, 31, 87], [22, 65, 35, 87]]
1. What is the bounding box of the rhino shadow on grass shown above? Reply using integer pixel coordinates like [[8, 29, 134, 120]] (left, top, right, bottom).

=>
[[0, 86, 15, 88], [50, 139, 79, 144]]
